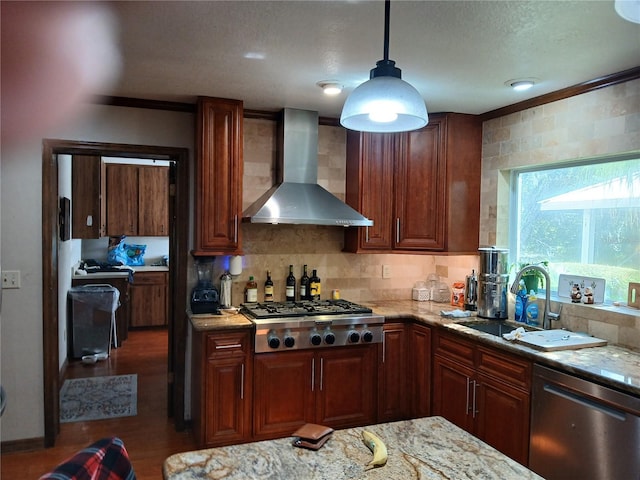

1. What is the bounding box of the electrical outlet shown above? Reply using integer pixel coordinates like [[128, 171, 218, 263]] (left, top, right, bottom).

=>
[[2, 270, 21, 289], [382, 265, 391, 279]]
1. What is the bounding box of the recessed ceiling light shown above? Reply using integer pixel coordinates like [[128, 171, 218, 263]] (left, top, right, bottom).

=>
[[317, 81, 343, 96], [505, 78, 538, 91]]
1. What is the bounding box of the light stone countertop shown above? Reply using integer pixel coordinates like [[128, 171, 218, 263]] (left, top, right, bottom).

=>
[[163, 416, 543, 480], [363, 299, 640, 397], [188, 299, 640, 396]]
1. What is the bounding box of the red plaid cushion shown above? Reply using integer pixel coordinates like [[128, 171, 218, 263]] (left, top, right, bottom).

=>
[[39, 436, 136, 480]]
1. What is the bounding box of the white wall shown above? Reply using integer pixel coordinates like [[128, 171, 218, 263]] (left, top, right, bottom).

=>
[[0, 104, 194, 442], [57, 154, 82, 369]]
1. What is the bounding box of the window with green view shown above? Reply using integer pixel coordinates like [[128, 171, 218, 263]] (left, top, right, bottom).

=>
[[510, 156, 640, 303]]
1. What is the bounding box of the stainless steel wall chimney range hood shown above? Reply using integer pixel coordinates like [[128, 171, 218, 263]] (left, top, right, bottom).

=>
[[242, 108, 373, 226]]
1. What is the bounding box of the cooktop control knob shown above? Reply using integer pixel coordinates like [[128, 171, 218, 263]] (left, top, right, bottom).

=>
[[348, 330, 360, 343], [362, 331, 374, 343], [324, 331, 336, 345], [267, 332, 280, 349], [284, 335, 295, 348], [310, 332, 322, 346]]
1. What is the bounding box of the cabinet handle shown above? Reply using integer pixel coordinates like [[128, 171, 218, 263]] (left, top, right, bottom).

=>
[[382, 331, 386, 363], [396, 218, 400, 244], [365, 226, 369, 243], [216, 343, 242, 350], [320, 357, 324, 391], [234, 215, 238, 243], [472, 381, 480, 418], [465, 378, 471, 414], [311, 358, 315, 392], [240, 363, 245, 400]]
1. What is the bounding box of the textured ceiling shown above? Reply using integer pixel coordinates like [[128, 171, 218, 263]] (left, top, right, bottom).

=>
[[108, 1, 640, 117]]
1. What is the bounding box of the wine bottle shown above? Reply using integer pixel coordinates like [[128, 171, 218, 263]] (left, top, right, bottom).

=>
[[299, 264, 310, 301], [245, 276, 258, 303], [286, 265, 296, 302], [309, 269, 321, 301], [264, 270, 274, 302]]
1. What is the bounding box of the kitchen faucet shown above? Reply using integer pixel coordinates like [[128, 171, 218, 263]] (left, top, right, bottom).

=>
[[510, 265, 561, 330]]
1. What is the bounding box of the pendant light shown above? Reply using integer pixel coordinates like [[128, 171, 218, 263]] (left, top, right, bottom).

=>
[[340, 0, 428, 133]]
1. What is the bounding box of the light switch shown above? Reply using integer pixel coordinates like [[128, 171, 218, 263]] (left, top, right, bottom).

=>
[[2, 270, 21, 289]]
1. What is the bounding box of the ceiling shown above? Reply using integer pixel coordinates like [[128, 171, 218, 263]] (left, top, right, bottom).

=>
[[108, 1, 640, 118]]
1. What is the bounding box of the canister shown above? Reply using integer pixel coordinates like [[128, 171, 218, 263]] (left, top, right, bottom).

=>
[[477, 247, 509, 319]]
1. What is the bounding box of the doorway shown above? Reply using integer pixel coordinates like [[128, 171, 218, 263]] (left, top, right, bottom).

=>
[[42, 139, 189, 447]]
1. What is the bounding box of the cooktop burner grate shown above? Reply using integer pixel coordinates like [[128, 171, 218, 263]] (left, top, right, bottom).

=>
[[242, 299, 373, 319]]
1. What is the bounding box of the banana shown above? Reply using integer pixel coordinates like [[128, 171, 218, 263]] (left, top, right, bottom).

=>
[[362, 430, 388, 468]]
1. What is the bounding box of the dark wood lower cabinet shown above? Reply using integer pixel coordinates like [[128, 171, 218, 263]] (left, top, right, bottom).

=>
[[253, 345, 377, 440], [433, 330, 532, 466], [378, 321, 432, 422], [252, 350, 315, 440], [192, 329, 252, 448], [192, 320, 531, 466], [408, 323, 432, 418], [378, 322, 407, 422]]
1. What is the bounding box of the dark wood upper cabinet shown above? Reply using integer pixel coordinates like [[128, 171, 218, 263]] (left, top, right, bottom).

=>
[[106, 164, 139, 236], [345, 113, 481, 254], [193, 97, 244, 256], [105, 164, 169, 237], [138, 166, 169, 236], [72, 155, 106, 239]]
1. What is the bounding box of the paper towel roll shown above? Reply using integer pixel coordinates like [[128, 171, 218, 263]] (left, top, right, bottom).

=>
[[229, 255, 243, 276]]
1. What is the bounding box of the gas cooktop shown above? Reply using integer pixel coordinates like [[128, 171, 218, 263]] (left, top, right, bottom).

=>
[[242, 299, 373, 319]]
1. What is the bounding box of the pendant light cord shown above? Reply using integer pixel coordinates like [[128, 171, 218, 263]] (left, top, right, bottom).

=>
[[383, 0, 390, 61]]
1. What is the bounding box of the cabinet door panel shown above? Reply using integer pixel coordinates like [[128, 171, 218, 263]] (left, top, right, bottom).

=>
[[195, 98, 243, 254], [106, 164, 138, 236], [409, 323, 431, 418], [395, 123, 445, 250], [205, 357, 247, 445], [253, 351, 315, 439], [130, 278, 167, 327], [432, 355, 475, 432], [476, 374, 530, 465], [360, 133, 394, 250], [378, 323, 407, 422], [317, 346, 377, 428], [138, 166, 169, 236], [72, 155, 105, 239]]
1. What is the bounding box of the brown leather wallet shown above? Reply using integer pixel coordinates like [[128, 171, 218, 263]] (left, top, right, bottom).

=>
[[291, 423, 334, 450]]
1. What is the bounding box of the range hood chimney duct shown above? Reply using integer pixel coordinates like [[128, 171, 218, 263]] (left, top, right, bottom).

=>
[[242, 108, 373, 226]]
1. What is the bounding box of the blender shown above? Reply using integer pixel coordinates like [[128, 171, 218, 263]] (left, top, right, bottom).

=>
[[190, 258, 220, 314]]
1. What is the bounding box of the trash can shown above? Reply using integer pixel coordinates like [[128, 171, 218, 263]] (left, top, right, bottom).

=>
[[68, 285, 120, 359]]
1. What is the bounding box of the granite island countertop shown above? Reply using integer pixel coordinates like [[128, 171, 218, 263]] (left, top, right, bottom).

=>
[[163, 416, 542, 480]]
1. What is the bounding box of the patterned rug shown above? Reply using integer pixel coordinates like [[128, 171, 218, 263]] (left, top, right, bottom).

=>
[[60, 374, 137, 423]]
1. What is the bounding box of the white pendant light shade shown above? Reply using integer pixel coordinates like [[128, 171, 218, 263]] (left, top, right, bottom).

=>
[[340, 0, 428, 133], [340, 76, 428, 132]]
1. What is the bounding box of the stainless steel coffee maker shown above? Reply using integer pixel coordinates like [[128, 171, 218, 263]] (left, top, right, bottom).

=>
[[477, 247, 509, 319]]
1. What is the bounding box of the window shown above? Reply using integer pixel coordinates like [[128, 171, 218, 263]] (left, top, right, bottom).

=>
[[510, 156, 640, 303]]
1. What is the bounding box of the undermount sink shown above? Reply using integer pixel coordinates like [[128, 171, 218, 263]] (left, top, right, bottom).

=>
[[455, 320, 539, 337]]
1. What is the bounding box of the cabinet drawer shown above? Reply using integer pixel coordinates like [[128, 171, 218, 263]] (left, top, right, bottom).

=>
[[206, 331, 250, 357], [434, 331, 474, 367], [477, 346, 531, 390], [131, 272, 167, 285]]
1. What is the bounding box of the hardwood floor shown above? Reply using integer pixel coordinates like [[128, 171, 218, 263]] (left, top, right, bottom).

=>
[[1, 329, 197, 479]]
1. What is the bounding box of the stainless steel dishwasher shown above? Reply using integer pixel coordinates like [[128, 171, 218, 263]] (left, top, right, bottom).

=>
[[529, 364, 640, 480]]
